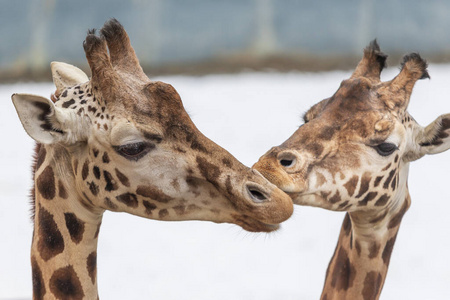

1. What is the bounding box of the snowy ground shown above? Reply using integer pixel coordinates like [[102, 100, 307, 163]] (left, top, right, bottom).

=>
[[1, 67, 450, 300]]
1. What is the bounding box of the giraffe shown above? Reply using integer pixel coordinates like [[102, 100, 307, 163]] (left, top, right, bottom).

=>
[[11, 19, 293, 299], [253, 40, 450, 299]]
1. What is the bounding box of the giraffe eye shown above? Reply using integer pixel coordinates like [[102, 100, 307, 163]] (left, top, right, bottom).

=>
[[114, 142, 154, 161], [374, 142, 398, 156]]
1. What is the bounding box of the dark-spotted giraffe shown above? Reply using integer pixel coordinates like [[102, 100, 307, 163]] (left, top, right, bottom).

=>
[[12, 19, 293, 299], [254, 41, 450, 299]]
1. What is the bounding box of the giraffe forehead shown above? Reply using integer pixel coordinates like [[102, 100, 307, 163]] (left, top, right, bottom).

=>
[[312, 78, 387, 120], [288, 110, 392, 152]]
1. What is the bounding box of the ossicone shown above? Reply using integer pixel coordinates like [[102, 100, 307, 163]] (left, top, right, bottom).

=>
[[351, 39, 388, 82], [400, 53, 430, 80]]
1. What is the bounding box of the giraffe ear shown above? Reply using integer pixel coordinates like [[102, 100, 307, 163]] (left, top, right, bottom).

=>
[[12, 93, 90, 144], [51, 61, 89, 94], [416, 114, 450, 156], [303, 98, 330, 123]]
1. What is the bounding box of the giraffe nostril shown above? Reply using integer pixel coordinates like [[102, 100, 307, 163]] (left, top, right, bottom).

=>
[[246, 186, 268, 203]]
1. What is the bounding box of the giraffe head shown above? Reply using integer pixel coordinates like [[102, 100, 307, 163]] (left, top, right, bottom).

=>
[[254, 40, 450, 218], [12, 19, 292, 232]]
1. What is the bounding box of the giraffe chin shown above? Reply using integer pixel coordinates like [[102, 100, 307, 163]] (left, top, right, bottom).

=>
[[286, 192, 338, 211], [232, 215, 280, 233]]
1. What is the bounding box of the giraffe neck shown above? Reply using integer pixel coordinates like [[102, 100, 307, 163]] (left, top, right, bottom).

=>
[[320, 194, 410, 300], [31, 144, 103, 300]]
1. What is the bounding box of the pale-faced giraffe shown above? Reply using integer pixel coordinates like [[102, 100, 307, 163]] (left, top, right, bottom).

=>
[[254, 41, 450, 299], [12, 19, 293, 299]]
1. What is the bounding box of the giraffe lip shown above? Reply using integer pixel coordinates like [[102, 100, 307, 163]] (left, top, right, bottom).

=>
[[234, 215, 280, 233], [286, 191, 302, 198]]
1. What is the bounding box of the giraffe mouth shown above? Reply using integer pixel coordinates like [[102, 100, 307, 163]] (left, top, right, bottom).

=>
[[233, 215, 280, 233]]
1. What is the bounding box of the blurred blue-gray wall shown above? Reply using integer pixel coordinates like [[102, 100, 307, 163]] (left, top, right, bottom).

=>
[[1, 0, 450, 79]]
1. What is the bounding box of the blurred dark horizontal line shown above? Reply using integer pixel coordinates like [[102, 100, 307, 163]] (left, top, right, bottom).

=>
[[2, 51, 450, 83]]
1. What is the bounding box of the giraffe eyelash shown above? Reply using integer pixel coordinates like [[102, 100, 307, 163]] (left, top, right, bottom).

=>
[[373, 142, 398, 156], [113, 142, 155, 161]]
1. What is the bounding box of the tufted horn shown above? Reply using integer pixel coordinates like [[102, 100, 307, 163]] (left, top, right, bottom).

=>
[[100, 19, 146, 80], [351, 39, 387, 83], [377, 53, 429, 112], [83, 29, 119, 100]]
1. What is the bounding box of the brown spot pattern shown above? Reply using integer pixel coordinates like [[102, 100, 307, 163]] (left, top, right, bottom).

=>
[[368, 242, 380, 259], [62, 99, 75, 108], [58, 180, 68, 199], [143, 200, 157, 215], [49, 265, 85, 299], [391, 174, 397, 190], [104, 170, 118, 191], [330, 247, 356, 291], [173, 205, 186, 215], [355, 240, 362, 256], [356, 172, 371, 198], [222, 158, 232, 168], [358, 191, 378, 206], [374, 176, 383, 187], [342, 214, 352, 236], [93, 166, 101, 179], [116, 193, 138, 208], [115, 168, 130, 187], [383, 169, 396, 189], [136, 185, 173, 203], [87, 251, 97, 284], [191, 139, 210, 154], [329, 190, 341, 204], [225, 176, 233, 197], [196, 156, 221, 184], [306, 143, 324, 157], [381, 163, 391, 171], [64, 213, 85, 244], [88, 181, 99, 196], [94, 223, 101, 239], [159, 209, 169, 218], [375, 194, 390, 207], [186, 176, 199, 189], [104, 197, 118, 210], [35, 146, 46, 171], [37, 166, 56, 200], [37, 207, 65, 261], [315, 172, 327, 188], [187, 204, 201, 212], [338, 201, 349, 209], [82, 160, 89, 180], [102, 152, 110, 163], [31, 256, 46, 300], [362, 271, 383, 300], [382, 234, 398, 265], [318, 126, 337, 140]]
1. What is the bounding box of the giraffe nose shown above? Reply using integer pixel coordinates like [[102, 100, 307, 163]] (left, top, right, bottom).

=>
[[277, 150, 299, 170]]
